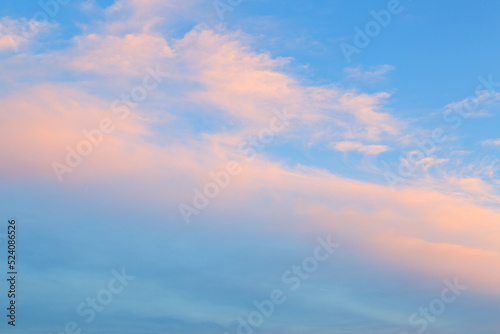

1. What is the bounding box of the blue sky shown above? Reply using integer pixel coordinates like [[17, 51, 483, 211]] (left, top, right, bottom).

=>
[[0, 0, 499, 333]]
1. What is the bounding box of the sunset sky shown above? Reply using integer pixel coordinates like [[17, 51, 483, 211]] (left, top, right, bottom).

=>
[[1, 0, 499, 333]]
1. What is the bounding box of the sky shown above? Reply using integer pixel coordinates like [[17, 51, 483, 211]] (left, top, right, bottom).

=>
[[0, 0, 499, 333]]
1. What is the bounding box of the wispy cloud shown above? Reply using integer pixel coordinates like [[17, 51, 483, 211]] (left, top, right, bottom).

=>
[[483, 138, 500, 146], [0, 16, 57, 52], [344, 64, 395, 82], [1, 1, 500, 333], [444, 90, 500, 118], [331, 141, 389, 155]]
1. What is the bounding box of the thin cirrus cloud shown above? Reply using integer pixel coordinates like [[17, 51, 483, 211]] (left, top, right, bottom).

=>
[[1, 0, 500, 333], [69, 33, 175, 75], [483, 138, 500, 146], [344, 64, 395, 82], [0, 16, 57, 52], [331, 141, 390, 155]]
